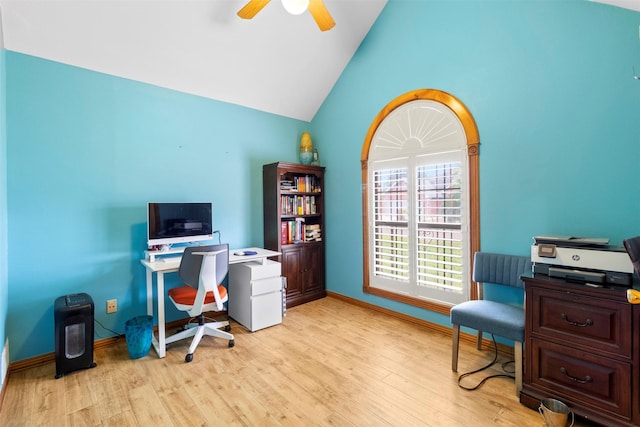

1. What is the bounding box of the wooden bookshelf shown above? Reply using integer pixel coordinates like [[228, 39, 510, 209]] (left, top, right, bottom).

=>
[[263, 162, 326, 308]]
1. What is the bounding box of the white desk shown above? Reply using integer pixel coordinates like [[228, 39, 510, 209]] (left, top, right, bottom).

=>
[[140, 247, 280, 358]]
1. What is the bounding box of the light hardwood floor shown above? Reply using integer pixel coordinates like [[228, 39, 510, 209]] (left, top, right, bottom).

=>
[[0, 297, 594, 426]]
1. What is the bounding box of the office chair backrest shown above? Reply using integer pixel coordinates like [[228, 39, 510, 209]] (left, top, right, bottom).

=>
[[473, 252, 531, 290], [179, 244, 229, 290]]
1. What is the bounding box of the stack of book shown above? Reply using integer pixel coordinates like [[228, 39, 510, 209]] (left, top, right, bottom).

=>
[[280, 179, 295, 192], [304, 224, 322, 242]]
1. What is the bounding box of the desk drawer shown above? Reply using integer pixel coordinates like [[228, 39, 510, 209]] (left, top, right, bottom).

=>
[[530, 338, 631, 419], [230, 259, 281, 281], [530, 287, 631, 357]]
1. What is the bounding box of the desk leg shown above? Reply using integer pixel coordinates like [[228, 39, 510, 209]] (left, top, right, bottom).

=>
[[146, 268, 162, 357], [155, 271, 166, 358], [146, 269, 153, 316]]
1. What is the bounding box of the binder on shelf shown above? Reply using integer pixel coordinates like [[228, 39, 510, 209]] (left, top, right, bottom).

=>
[[281, 222, 288, 245]]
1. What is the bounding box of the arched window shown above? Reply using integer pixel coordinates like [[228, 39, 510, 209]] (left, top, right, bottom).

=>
[[361, 89, 480, 315]]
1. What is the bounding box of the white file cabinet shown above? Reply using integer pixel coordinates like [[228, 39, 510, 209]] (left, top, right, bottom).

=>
[[228, 259, 283, 332]]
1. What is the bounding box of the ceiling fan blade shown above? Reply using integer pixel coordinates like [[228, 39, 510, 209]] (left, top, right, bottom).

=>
[[238, 0, 271, 19], [308, 0, 335, 31]]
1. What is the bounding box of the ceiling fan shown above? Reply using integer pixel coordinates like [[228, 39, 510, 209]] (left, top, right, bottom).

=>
[[237, 0, 336, 31]]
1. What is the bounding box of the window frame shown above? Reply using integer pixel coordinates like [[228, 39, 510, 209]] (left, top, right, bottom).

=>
[[361, 89, 480, 315]]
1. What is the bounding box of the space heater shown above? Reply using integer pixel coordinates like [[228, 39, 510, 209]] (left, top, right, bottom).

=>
[[54, 293, 97, 378]]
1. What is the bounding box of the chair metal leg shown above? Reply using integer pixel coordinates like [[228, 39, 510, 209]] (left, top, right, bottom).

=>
[[452, 324, 460, 372], [514, 341, 523, 394]]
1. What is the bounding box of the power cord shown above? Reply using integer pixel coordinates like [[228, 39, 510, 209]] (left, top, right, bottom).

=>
[[213, 230, 222, 244], [94, 318, 123, 340], [457, 334, 515, 391]]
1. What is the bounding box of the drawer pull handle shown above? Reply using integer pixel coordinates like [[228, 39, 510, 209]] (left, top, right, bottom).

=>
[[561, 313, 593, 327], [560, 367, 593, 384]]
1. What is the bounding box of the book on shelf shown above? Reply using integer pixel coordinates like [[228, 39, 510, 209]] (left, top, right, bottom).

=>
[[280, 220, 322, 244], [280, 195, 317, 216], [281, 175, 321, 193], [281, 221, 288, 245]]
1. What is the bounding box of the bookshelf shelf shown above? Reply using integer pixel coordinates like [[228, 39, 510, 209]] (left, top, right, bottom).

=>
[[263, 162, 326, 308]]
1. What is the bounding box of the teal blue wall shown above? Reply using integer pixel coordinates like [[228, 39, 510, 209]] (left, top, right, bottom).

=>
[[313, 1, 640, 326], [6, 53, 307, 361], [1, 49, 8, 368]]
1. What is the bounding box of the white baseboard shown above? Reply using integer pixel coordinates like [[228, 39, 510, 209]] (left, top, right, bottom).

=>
[[0, 338, 8, 389]]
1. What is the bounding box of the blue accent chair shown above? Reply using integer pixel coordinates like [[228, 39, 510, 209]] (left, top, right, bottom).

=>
[[450, 252, 531, 393]]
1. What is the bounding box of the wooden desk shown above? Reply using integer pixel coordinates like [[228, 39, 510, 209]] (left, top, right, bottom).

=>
[[140, 247, 280, 358]]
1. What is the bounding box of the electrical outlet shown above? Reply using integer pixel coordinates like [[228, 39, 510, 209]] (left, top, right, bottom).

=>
[[106, 299, 117, 314]]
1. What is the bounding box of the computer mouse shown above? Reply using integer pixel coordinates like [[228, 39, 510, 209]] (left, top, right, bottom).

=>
[[234, 250, 258, 256]]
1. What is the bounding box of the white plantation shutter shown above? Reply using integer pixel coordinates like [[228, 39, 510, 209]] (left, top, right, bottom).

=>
[[372, 163, 409, 289], [414, 151, 467, 304], [368, 100, 470, 305]]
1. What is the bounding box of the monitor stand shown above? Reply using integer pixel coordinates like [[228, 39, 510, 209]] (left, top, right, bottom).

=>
[[145, 246, 186, 262]]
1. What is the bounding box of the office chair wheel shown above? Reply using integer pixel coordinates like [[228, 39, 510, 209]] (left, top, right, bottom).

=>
[[224, 325, 231, 332], [228, 339, 235, 348], [185, 353, 194, 363]]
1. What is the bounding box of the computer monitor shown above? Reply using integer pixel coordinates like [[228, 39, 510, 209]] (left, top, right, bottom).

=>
[[147, 202, 213, 248]]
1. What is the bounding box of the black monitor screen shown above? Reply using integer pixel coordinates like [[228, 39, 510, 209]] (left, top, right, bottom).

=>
[[147, 202, 213, 246]]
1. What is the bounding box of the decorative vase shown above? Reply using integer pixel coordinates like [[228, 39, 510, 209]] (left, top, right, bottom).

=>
[[299, 132, 314, 165]]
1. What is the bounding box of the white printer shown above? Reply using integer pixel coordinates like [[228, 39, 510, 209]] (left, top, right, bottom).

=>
[[531, 235, 634, 286]]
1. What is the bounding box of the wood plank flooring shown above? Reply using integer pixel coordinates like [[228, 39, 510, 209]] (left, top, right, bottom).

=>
[[0, 297, 595, 426]]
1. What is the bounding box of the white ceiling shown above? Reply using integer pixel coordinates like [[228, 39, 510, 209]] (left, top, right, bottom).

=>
[[593, 0, 640, 12], [0, 0, 387, 122], [0, 1, 637, 122]]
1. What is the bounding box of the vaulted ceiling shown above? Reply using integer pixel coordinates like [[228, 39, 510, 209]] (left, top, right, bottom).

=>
[[0, 0, 387, 122], [0, 0, 637, 122]]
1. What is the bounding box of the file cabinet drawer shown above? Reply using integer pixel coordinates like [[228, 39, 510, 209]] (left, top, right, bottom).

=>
[[530, 338, 631, 419], [251, 277, 282, 296], [530, 286, 631, 357], [230, 259, 281, 281]]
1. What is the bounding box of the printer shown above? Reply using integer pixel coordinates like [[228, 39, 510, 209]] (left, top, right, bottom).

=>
[[531, 235, 635, 286]]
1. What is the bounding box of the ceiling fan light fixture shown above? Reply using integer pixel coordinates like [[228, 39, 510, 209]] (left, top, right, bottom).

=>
[[281, 0, 309, 15]]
